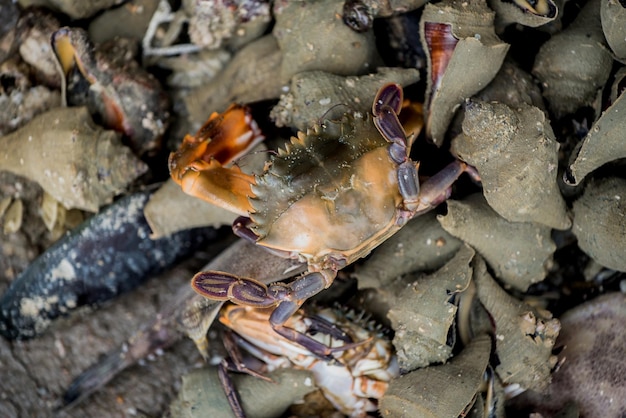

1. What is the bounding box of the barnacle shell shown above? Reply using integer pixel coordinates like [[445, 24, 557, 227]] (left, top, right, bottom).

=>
[[572, 177, 626, 272], [532, 0, 613, 118], [488, 0, 558, 29], [170, 367, 316, 418], [438, 194, 556, 291], [273, 0, 379, 82], [380, 334, 492, 418], [353, 212, 462, 289], [0, 107, 147, 212], [270, 68, 420, 131], [566, 77, 626, 185], [601, 0, 626, 62], [453, 100, 571, 230], [473, 255, 560, 390], [386, 245, 474, 372], [420, 0, 509, 146]]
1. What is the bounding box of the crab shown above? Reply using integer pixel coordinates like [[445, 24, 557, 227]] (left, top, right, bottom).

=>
[[217, 303, 398, 417], [169, 83, 477, 354]]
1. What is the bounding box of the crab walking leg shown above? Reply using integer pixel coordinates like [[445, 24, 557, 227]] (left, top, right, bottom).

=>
[[192, 271, 364, 360]]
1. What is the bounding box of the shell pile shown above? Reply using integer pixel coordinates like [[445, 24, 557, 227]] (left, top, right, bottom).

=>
[[1, 0, 626, 417]]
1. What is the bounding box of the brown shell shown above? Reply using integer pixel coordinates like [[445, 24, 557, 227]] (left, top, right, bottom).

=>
[[250, 114, 402, 265]]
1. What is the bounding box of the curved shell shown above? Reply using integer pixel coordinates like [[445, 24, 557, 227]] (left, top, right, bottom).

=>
[[380, 334, 492, 418], [473, 255, 560, 391], [572, 177, 626, 272], [532, 0, 613, 118], [601, 0, 626, 62], [567, 73, 626, 185], [0, 107, 147, 212], [453, 100, 571, 230], [420, 0, 509, 146], [438, 193, 556, 291], [250, 114, 402, 265], [488, 0, 558, 29]]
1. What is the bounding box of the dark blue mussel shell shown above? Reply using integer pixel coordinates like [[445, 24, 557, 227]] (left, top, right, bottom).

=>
[[0, 189, 221, 339]]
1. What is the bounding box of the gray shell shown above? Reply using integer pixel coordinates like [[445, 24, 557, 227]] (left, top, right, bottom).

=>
[[567, 73, 626, 185], [0, 107, 147, 212], [601, 0, 626, 62], [453, 100, 571, 230], [473, 255, 560, 391], [532, 0, 613, 118], [438, 193, 556, 291], [572, 177, 626, 272]]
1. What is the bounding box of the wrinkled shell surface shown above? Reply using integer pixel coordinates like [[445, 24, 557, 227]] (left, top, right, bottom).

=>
[[473, 256, 560, 391], [439, 193, 555, 291], [386, 245, 474, 372], [353, 212, 462, 289], [532, 0, 613, 118], [567, 86, 626, 185], [271, 67, 420, 131], [0, 107, 147, 211], [572, 177, 626, 272], [380, 334, 492, 418], [454, 100, 571, 230]]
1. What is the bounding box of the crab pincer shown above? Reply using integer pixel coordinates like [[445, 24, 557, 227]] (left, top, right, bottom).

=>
[[172, 82, 479, 352]]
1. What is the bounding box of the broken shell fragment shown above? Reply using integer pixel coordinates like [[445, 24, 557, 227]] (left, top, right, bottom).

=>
[[353, 212, 462, 289], [273, 0, 379, 82], [566, 77, 626, 185], [532, 0, 613, 118], [270, 67, 420, 131], [488, 0, 558, 29], [454, 100, 571, 230], [0, 107, 147, 212], [420, 0, 509, 146], [572, 177, 626, 272], [601, 0, 626, 62], [51, 27, 170, 156], [2, 198, 22, 234], [438, 194, 556, 291], [380, 334, 492, 418], [473, 255, 560, 391]]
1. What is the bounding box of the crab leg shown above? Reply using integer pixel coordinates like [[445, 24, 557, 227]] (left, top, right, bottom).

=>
[[192, 271, 364, 360]]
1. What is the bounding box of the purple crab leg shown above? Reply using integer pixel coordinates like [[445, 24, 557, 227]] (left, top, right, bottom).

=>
[[373, 82, 403, 116], [192, 271, 286, 307], [218, 362, 246, 418]]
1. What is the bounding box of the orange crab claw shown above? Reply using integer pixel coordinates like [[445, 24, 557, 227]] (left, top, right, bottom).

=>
[[169, 104, 265, 216]]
